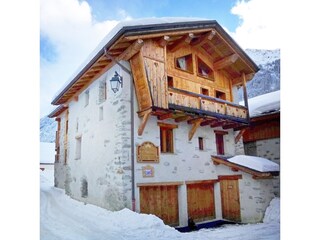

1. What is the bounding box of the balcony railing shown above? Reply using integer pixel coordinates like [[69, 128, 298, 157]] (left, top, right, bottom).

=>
[[168, 87, 248, 123]]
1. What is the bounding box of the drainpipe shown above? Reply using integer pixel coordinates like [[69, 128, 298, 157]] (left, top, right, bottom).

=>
[[104, 49, 136, 211]]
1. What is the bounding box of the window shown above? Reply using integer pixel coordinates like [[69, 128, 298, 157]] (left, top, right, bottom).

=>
[[75, 136, 82, 160], [197, 57, 214, 80], [99, 106, 103, 121], [167, 76, 174, 88], [98, 79, 107, 103], [198, 137, 204, 151], [175, 54, 193, 73], [81, 179, 88, 198], [215, 131, 227, 155], [84, 90, 89, 107], [215, 90, 226, 100], [158, 123, 178, 153], [201, 87, 209, 96]]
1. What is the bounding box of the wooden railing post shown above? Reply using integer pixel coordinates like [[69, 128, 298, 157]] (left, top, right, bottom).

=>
[[242, 72, 250, 121]]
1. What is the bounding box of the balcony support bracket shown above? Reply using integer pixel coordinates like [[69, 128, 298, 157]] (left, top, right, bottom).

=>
[[188, 118, 202, 141], [138, 108, 152, 136]]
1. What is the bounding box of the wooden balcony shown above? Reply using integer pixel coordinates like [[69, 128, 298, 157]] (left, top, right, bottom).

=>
[[166, 87, 249, 125]]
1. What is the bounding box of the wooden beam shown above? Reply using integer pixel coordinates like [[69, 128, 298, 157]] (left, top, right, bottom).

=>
[[138, 109, 152, 136], [187, 117, 204, 125], [235, 128, 247, 143], [210, 121, 225, 128], [168, 33, 194, 52], [191, 30, 216, 47], [218, 175, 243, 180], [174, 115, 192, 123], [157, 35, 170, 47], [200, 119, 218, 126], [242, 72, 250, 121], [157, 112, 173, 120], [232, 73, 255, 86], [213, 53, 239, 70], [114, 38, 144, 61], [188, 119, 202, 141], [222, 123, 241, 130], [214, 130, 228, 135]]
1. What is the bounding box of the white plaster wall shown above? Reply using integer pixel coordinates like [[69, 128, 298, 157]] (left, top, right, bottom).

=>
[[133, 94, 237, 226], [215, 164, 278, 223], [54, 112, 67, 189], [62, 63, 133, 211]]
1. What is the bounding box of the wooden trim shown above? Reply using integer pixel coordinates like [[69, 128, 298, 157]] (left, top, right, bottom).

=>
[[157, 122, 178, 129], [218, 175, 242, 180], [191, 30, 216, 47], [235, 129, 247, 143], [185, 179, 219, 185], [214, 130, 228, 135], [137, 181, 183, 187], [157, 35, 170, 47], [174, 115, 192, 123], [168, 33, 194, 52]]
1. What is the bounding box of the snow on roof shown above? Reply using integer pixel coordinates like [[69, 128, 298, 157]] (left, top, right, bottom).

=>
[[228, 155, 279, 172], [40, 142, 55, 164], [52, 17, 207, 101], [240, 90, 280, 117]]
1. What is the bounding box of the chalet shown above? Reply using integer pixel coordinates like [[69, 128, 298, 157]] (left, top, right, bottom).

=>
[[48, 18, 279, 227]]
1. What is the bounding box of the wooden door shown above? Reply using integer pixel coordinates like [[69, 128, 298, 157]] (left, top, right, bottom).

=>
[[220, 178, 241, 222], [139, 185, 179, 226], [187, 183, 215, 222]]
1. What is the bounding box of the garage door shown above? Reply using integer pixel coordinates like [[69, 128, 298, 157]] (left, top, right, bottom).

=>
[[187, 182, 215, 222], [139, 185, 179, 226]]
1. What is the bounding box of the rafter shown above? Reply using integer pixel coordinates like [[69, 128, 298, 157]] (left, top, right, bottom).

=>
[[174, 115, 192, 123], [232, 73, 255, 86], [191, 30, 216, 47], [157, 112, 173, 120], [168, 33, 194, 52], [157, 35, 170, 47], [213, 53, 239, 70]]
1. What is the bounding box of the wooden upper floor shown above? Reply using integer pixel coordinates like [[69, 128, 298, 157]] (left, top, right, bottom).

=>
[[50, 20, 259, 136]]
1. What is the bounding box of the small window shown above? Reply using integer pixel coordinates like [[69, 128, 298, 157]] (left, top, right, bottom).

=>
[[167, 76, 174, 88], [215, 90, 226, 100], [158, 123, 178, 153], [99, 80, 107, 103], [176, 54, 193, 73], [215, 133, 225, 155], [75, 136, 82, 160], [99, 106, 103, 121], [198, 137, 204, 151], [84, 90, 89, 107], [81, 178, 88, 198], [201, 88, 209, 96], [197, 57, 214, 80]]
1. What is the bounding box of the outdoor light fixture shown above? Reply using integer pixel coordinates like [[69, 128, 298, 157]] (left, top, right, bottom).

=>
[[110, 71, 123, 93]]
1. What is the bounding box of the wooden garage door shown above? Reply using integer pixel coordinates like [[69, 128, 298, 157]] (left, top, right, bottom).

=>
[[187, 182, 215, 222], [219, 176, 241, 222], [139, 185, 179, 226]]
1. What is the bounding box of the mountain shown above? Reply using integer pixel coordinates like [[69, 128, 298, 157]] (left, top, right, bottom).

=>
[[40, 116, 57, 143], [238, 49, 280, 100], [40, 49, 280, 142]]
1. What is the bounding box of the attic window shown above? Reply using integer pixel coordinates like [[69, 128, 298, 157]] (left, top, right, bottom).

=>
[[197, 57, 214, 80], [167, 76, 174, 88], [175, 54, 193, 73]]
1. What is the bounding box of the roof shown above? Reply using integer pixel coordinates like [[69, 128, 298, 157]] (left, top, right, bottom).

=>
[[51, 17, 259, 105], [212, 155, 279, 179], [241, 90, 280, 117], [48, 105, 68, 118]]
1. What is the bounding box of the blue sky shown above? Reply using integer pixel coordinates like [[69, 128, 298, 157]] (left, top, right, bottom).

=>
[[40, 0, 282, 117]]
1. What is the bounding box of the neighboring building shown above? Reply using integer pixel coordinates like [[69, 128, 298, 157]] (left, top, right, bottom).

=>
[[240, 91, 280, 165], [40, 142, 55, 170], [48, 18, 279, 227]]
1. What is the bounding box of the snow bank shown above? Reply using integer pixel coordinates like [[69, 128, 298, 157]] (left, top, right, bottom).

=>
[[40, 142, 55, 164], [228, 155, 279, 172], [240, 90, 280, 117], [263, 197, 280, 223]]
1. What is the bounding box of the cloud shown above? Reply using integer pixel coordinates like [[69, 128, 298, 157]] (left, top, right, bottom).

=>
[[230, 0, 282, 49], [40, 0, 125, 116]]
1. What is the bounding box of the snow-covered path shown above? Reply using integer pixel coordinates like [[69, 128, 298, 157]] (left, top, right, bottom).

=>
[[40, 170, 279, 240]]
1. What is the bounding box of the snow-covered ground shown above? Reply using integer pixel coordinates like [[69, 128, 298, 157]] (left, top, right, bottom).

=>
[[40, 170, 280, 240]]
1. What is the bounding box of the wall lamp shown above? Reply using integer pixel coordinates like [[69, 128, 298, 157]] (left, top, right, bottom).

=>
[[110, 71, 123, 93]]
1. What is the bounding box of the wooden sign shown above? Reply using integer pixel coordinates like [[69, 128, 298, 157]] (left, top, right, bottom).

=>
[[137, 141, 159, 163], [142, 165, 154, 178]]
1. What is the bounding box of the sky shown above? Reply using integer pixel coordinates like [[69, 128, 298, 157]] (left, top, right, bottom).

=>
[[40, 0, 283, 117]]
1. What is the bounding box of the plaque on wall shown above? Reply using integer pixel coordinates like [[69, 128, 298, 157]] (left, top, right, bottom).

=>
[[142, 165, 154, 178], [137, 141, 159, 163]]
